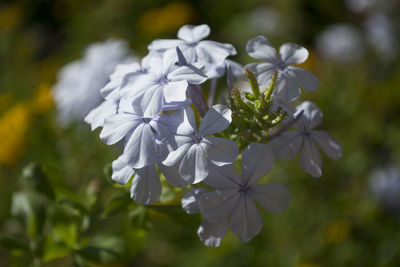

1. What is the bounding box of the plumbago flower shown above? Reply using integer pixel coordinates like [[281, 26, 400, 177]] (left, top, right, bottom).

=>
[[163, 105, 238, 183], [245, 36, 318, 102], [78, 24, 342, 246], [269, 101, 342, 177], [99, 99, 177, 169], [52, 39, 134, 125], [148, 24, 237, 68], [111, 153, 188, 205], [182, 143, 290, 246], [120, 50, 207, 117]]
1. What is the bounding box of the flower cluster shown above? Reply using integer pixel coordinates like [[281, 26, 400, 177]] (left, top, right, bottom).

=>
[[53, 24, 342, 246]]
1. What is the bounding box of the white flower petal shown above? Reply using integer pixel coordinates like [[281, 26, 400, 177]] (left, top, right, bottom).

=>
[[130, 165, 161, 205], [197, 220, 228, 247], [179, 45, 197, 64], [248, 183, 290, 214], [300, 137, 322, 178], [289, 66, 319, 92], [279, 43, 309, 65], [100, 114, 141, 145], [199, 104, 232, 136], [163, 80, 188, 103], [269, 131, 303, 160], [131, 84, 164, 117], [179, 144, 208, 184], [246, 35, 278, 62], [158, 163, 188, 188], [199, 189, 239, 223], [245, 63, 275, 88], [101, 62, 141, 98], [123, 123, 157, 169], [181, 188, 209, 214], [169, 64, 208, 84], [225, 59, 244, 78], [148, 39, 184, 52], [204, 164, 241, 189], [201, 137, 238, 166], [85, 99, 118, 131], [230, 194, 263, 242], [178, 24, 210, 42], [162, 142, 192, 167], [274, 74, 301, 102], [296, 101, 322, 131], [160, 108, 196, 137], [310, 130, 342, 160], [111, 156, 134, 185], [241, 143, 275, 185], [197, 41, 237, 66]]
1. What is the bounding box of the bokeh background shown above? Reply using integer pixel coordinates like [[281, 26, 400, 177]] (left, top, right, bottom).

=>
[[1, 0, 400, 266]]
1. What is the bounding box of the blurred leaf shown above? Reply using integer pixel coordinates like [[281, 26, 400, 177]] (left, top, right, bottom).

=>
[[49, 206, 79, 248], [57, 196, 89, 215], [129, 206, 152, 229], [10, 191, 47, 239], [0, 234, 28, 252], [147, 205, 200, 227], [103, 162, 112, 181], [104, 192, 135, 217], [20, 163, 55, 200], [76, 236, 129, 265], [42, 235, 71, 263]]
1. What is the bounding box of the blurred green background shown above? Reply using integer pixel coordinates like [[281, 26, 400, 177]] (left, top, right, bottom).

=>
[[1, 0, 400, 266]]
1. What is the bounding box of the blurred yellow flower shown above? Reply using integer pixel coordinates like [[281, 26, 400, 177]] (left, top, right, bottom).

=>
[[0, 103, 31, 166], [323, 219, 351, 244], [32, 83, 54, 114], [137, 2, 194, 36]]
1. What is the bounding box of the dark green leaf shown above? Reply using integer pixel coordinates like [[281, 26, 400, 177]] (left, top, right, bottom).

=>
[[76, 236, 129, 265]]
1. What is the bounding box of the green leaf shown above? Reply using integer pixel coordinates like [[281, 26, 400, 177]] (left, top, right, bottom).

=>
[[76, 236, 129, 265], [49, 206, 79, 248], [10, 191, 47, 239], [104, 192, 135, 217], [41, 235, 71, 263], [147, 205, 200, 227], [20, 163, 55, 200], [129, 206, 152, 229], [0, 234, 28, 252]]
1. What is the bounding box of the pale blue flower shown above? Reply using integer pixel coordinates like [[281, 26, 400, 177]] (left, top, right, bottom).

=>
[[163, 105, 238, 184], [100, 101, 177, 169], [198, 143, 290, 243], [85, 63, 142, 130], [52, 39, 134, 125], [148, 24, 237, 67], [245, 35, 318, 102], [119, 50, 207, 117], [181, 188, 227, 247], [269, 101, 342, 177], [111, 154, 188, 205]]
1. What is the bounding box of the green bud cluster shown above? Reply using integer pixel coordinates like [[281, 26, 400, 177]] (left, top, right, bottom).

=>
[[226, 69, 287, 150]]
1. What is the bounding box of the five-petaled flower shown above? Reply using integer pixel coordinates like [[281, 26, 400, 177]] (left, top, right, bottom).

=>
[[163, 105, 238, 184], [182, 143, 290, 246], [245, 35, 319, 103], [269, 101, 342, 177]]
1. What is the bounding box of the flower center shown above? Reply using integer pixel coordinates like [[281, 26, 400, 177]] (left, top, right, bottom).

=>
[[275, 60, 287, 72], [192, 133, 203, 144], [142, 118, 152, 124], [238, 185, 250, 193], [159, 75, 170, 85]]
